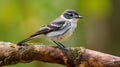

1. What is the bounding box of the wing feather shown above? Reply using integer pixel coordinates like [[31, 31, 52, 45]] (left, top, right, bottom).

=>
[[30, 20, 67, 37]]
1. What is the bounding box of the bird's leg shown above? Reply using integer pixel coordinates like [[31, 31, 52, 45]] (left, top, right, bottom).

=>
[[57, 42, 66, 48], [52, 40, 65, 49]]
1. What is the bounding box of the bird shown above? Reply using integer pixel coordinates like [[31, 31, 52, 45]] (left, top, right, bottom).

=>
[[17, 9, 83, 48]]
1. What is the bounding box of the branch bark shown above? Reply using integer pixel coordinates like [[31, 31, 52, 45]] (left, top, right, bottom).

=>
[[0, 42, 120, 67]]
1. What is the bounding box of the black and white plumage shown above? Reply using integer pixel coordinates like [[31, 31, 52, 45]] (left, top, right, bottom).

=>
[[17, 9, 83, 48]]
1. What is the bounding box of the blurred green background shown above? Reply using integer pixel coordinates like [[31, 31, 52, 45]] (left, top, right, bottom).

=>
[[0, 0, 120, 67]]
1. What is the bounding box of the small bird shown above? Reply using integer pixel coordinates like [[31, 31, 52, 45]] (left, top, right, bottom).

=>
[[17, 9, 83, 48]]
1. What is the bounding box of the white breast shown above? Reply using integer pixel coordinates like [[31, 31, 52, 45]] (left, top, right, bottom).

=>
[[47, 20, 77, 42], [58, 22, 77, 42]]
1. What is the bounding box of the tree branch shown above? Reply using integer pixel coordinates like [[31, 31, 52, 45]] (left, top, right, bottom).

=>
[[0, 42, 120, 67]]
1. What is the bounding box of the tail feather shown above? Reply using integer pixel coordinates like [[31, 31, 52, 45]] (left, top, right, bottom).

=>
[[17, 37, 32, 46]]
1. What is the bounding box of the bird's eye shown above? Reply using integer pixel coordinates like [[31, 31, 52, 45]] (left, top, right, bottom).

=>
[[68, 13, 73, 16]]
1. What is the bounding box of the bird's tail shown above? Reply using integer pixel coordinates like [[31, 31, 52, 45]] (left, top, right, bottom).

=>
[[17, 37, 32, 46]]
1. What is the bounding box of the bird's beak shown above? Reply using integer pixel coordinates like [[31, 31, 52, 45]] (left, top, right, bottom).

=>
[[78, 16, 83, 19], [75, 15, 83, 19]]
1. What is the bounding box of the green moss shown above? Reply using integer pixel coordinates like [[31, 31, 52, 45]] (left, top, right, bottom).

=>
[[70, 47, 85, 64], [10, 43, 16, 47]]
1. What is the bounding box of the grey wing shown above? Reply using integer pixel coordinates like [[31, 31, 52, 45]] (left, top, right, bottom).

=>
[[30, 20, 67, 37]]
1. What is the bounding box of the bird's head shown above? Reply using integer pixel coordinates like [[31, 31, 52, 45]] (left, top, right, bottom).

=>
[[61, 9, 83, 21]]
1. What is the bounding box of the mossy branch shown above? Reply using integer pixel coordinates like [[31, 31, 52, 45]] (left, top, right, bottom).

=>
[[0, 42, 120, 67]]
